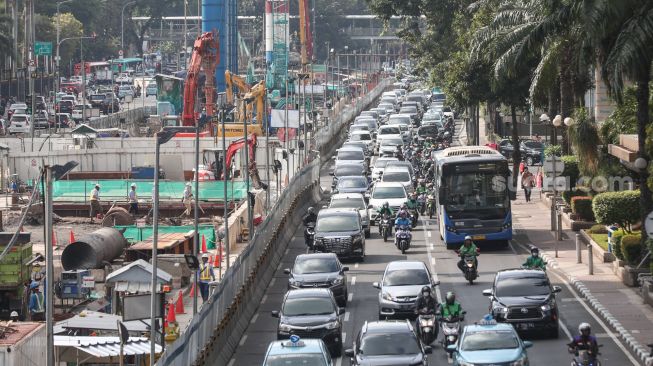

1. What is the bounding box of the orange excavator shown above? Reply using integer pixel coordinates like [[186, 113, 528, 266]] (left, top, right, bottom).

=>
[[181, 31, 220, 127]]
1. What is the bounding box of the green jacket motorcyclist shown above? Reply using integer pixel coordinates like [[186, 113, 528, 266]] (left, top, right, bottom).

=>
[[523, 247, 546, 269], [376, 202, 394, 217], [458, 239, 478, 257], [438, 292, 464, 319], [406, 194, 419, 209]]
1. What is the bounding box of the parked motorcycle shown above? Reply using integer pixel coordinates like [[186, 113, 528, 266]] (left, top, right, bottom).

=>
[[380, 214, 393, 242], [395, 225, 412, 254], [441, 313, 465, 353], [417, 314, 438, 345]]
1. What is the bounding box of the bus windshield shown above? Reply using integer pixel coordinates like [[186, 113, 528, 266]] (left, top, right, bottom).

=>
[[443, 172, 508, 219]]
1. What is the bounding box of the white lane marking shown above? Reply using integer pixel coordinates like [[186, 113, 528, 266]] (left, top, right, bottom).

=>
[[342, 332, 347, 344], [348, 293, 353, 303], [335, 357, 342, 366], [631, 329, 640, 334], [351, 276, 357, 286], [548, 268, 639, 365], [227, 359, 236, 366], [421, 218, 442, 303], [427, 231, 432, 238], [284, 248, 289, 255], [250, 313, 259, 324], [508, 241, 518, 255], [559, 319, 573, 340], [269, 278, 276, 287], [355, 263, 359, 269], [261, 294, 268, 304], [344, 311, 350, 322], [239, 334, 248, 347]]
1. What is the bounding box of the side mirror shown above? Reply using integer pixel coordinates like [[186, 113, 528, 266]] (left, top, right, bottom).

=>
[[329, 172, 334, 176], [482, 289, 493, 297], [344, 349, 355, 357], [523, 341, 533, 349], [432, 280, 440, 286], [283, 268, 290, 275], [446, 344, 457, 353], [367, 204, 373, 209], [271, 310, 279, 318], [342, 266, 350, 272], [372, 282, 380, 289], [338, 307, 346, 315], [423, 345, 433, 354], [552, 285, 562, 293]]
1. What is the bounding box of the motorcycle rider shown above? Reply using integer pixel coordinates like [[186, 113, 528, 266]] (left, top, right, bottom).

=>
[[302, 207, 317, 246], [414, 285, 438, 332], [416, 181, 428, 195], [457, 236, 479, 273], [376, 202, 394, 234], [394, 210, 411, 228], [568, 323, 600, 359], [438, 291, 464, 320], [406, 193, 419, 211], [523, 247, 547, 270], [395, 145, 404, 161]]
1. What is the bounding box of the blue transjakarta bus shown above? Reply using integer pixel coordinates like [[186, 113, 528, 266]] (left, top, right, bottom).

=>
[[433, 146, 514, 249]]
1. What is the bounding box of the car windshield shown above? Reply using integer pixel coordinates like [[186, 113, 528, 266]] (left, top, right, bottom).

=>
[[379, 127, 400, 135], [265, 354, 327, 366], [400, 107, 417, 113], [382, 171, 410, 183], [350, 125, 369, 132], [374, 160, 395, 170], [389, 117, 411, 125], [461, 330, 520, 351], [11, 116, 26, 122], [419, 126, 438, 137], [372, 186, 406, 199], [316, 215, 359, 232], [373, 109, 387, 116], [338, 150, 364, 161], [359, 333, 422, 356], [495, 275, 551, 297], [283, 297, 334, 316], [350, 133, 371, 141], [380, 139, 403, 147], [294, 258, 339, 274], [330, 198, 365, 210], [337, 178, 368, 189], [334, 166, 362, 176], [383, 269, 430, 286]]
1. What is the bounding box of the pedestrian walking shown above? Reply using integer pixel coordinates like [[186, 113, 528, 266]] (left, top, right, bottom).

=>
[[197, 253, 215, 302], [28, 281, 44, 321], [128, 183, 139, 215], [89, 184, 103, 223], [182, 182, 193, 216], [521, 167, 534, 202]]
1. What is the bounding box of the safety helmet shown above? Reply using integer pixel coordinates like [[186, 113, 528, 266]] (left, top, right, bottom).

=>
[[29, 281, 39, 290], [131, 183, 136, 188], [464, 235, 472, 242], [531, 247, 540, 255], [445, 291, 455, 305], [399, 211, 407, 219], [308, 207, 315, 214], [186, 182, 192, 187], [201, 253, 209, 259], [95, 184, 100, 189], [579, 322, 591, 336], [401, 203, 407, 209], [421, 286, 431, 296], [9, 311, 18, 318], [383, 201, 389, 208]]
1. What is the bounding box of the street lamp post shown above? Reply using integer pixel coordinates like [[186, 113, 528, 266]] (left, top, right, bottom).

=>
[[121, 1, 136, 58]]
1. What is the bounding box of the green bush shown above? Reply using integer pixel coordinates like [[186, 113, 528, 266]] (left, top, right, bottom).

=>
[[612, 229, 626, 260], [544, 145, 562, 157], [571, 196, 594, 221], [588, 224, 608, 234], [621, 234, 643, 265], [563, 189, 589, 205], [561, 155, 580, 188], [592, 190, 640, 230]]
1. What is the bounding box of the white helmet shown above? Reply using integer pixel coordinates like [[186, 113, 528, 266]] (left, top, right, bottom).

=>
[[464, 235, 472, 241], [201, 253, 209, 259], [578, 322, 591, 335], [131, 183, 136, 188], [10, 311, 18, 318]]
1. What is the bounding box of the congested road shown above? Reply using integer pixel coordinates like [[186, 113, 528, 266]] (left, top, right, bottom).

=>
[[227, 117, 643, 366]]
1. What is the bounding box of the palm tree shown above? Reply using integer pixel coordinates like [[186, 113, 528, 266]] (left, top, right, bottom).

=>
[[0, 14, 12, 60], [582, 0, 653, 242]]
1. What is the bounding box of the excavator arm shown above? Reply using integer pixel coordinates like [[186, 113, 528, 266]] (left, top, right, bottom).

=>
[[182, 31, 220, 127], [243, 80, 267, 125], [225, 70, 252, 123]]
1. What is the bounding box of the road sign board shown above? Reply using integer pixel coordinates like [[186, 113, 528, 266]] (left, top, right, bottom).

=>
[[118, 49, 124, 59], [34, 41, 52, 56], [543, 156, 565, 175], [645, 211, 653, 239]]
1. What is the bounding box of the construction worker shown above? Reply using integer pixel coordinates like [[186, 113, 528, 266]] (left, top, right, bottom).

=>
[[89, 184, 102, 223], [182, 182, 193, 216], [28, 281, 44, 321], [128, 183, 138, 215], [197, 253, 215, 301]]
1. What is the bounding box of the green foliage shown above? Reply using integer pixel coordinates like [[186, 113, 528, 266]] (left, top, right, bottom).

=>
[[600, 87, 640, 145], [569, 107, 600, 175], [588, 224, 608, 234], [561, 156, 580, 188], [613, 230, 625, 260], [621, 234, 643, 265], [592, 190, 640, 231], [544, 145, 562, 157], [562, 189, 587, 205], [571, 196, 594, 221]]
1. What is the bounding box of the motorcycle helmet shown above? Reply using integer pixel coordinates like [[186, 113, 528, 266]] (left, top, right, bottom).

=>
[[421, 286, 431, 297], [531, 247, 540, 257], [307, 207, 315, 215], [579, 322, 591, 336], [464, 235, 472, 242], [401, 203, 407, 210], [445, 291, 455, 305], [383, 201, 389, 208]]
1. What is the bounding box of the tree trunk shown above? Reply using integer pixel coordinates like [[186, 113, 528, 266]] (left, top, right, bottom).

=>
[[511, 105, 521, 189], [636, 70, 652, 245], [547, 84, 559, 144], [559, 45, 574, 155]]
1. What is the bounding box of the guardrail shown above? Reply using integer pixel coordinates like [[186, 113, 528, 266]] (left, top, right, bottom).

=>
[[156, 78, 392, 365]]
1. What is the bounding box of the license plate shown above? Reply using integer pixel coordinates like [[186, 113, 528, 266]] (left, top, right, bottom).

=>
[[400, 304, 413, 310], [472, 235, 486, 240], [518, 323, 534, 330]]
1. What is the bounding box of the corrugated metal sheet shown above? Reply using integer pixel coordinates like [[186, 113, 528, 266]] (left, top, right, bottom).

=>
[[55, 311, 149, 332], [115, 281, 158, 292], [54, 336, 161, 357], [128, 232, 189, 250], [106, 259, 172, 283], [0, 323, 46, 366]]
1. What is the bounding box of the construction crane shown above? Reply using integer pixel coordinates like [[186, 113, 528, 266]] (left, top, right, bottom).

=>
[[181, 31, 220, 127]]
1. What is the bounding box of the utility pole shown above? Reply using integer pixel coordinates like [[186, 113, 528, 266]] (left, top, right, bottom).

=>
[[44, 166, 54, 366]]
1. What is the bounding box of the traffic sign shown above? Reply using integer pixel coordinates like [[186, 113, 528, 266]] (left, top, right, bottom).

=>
[[543, 156, 565, 175], [34, 41, 52, 56], [645, 211, 653, 239], [118, 49, 124, 58]]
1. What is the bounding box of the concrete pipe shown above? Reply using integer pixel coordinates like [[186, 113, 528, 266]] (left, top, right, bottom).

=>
[[61, 227, 128, 270]]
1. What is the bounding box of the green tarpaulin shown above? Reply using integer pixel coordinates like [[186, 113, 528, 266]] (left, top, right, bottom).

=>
[[116, 224, 217, 249], [51, 180, 248, 203]]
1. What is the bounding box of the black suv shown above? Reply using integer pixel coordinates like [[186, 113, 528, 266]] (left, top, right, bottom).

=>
[[497, 139, 543, 165], [313, 208, 365, 261], [284, 253, 349, 307], [345, 320, 432, 365], [482, 269, 561, 338], [272, 288, 344, 356]]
